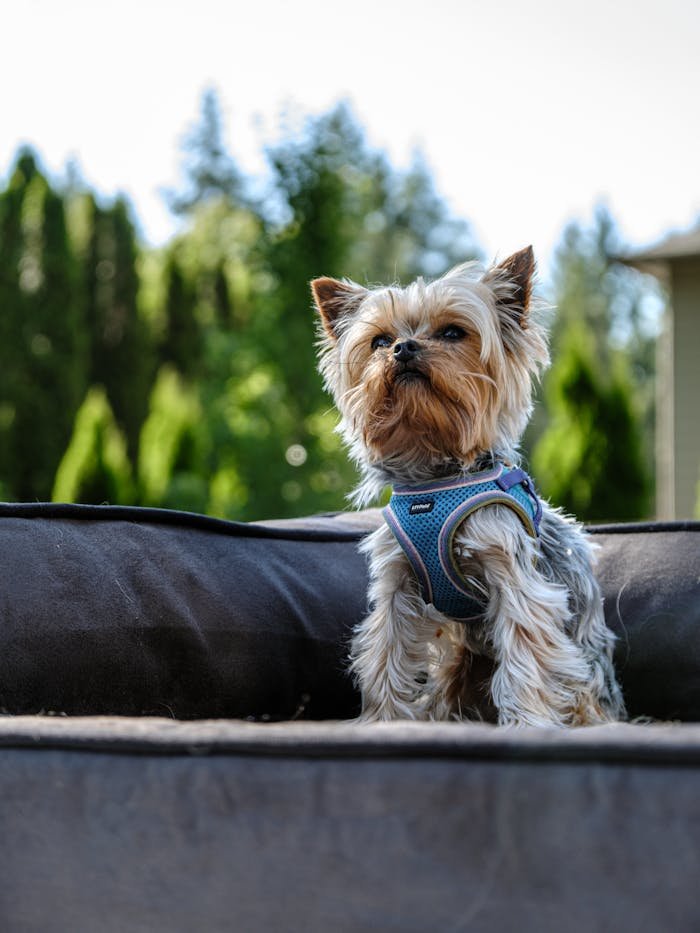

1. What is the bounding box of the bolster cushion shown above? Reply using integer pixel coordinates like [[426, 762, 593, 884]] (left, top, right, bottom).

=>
[[0, 503, 697, 721]]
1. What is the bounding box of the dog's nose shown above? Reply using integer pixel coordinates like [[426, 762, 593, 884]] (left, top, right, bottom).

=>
[[393, 339, 419, 362]]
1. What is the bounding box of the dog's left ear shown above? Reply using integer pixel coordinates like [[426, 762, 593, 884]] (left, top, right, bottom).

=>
[[311, 277, 367, 339], [484, 245, 535, 327]]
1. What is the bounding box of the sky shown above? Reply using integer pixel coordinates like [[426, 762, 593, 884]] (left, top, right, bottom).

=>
[[3, 0, 700, 280]]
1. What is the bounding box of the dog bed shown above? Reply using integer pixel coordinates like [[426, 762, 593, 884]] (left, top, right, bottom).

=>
[[0, 502, 697, 931]]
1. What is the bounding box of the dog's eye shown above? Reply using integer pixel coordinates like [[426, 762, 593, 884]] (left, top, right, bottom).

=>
[[438, 325, 467, 341], [371, 334, 393, 351]]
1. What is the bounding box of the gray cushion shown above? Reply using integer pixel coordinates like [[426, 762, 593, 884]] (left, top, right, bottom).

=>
[[0, 716, 699, 932], [0, 503, 697, 721]]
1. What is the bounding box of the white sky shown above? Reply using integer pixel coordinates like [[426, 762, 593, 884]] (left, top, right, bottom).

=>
[[3, 0, 699, 279]]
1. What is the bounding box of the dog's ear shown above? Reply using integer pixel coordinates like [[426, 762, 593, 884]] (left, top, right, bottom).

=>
[[484, 246, 535, 327], [311, 277, 367, 339]]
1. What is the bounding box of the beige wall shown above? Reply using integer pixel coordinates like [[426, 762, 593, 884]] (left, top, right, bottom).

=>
[[669, 257, 700, 518], [655, 280, 674, 520]]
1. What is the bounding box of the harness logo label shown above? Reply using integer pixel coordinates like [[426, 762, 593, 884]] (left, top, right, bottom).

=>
[[409, 498, 435, 516]]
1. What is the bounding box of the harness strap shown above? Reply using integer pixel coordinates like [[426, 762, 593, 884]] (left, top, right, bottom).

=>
[[383, 463, 541, 621]]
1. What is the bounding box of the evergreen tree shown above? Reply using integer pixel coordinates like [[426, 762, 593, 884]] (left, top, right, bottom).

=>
[[148, 100, 480, 520], [153, 101, 480, 520], [532, 325, 650, 522], [83, 195, 153, 460], [211, 262, 233, 328], [159, 251, 201, 377], [165, 88, 243, 215], [138, 365, 209, 512], [0, 152, 29, 492], [360, 151, 477, 280], [550, 205, 658, 401], [242, 102, 479, 518], [0, 148, 88, 499], [531, 207, 653, 522], [138, 190, 263, 517], [52, 387, 133, 504]]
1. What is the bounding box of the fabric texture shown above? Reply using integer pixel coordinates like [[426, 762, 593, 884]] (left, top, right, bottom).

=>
[[0, 503, 696, 721], [383, 463, 541, 619], [0, 717, 700, 932], [0, 503, 366, 720], [0, 506, 698, 931]]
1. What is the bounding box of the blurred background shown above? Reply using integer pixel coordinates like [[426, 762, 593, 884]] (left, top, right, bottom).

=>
[[1, 0, 698, 523]]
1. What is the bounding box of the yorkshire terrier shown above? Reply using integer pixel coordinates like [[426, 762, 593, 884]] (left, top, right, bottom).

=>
[[312, 247, 626, 726]]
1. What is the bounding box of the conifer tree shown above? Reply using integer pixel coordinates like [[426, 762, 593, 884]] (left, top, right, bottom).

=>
[[364, 151, 477, 280], [83, 196, 153, 460], [53, 387, 134, 504], [212, 263, 233, 328], [532, 325, 649, 521], [165, 88, 243, 215], [0, 148, 87, 499], [159, 252, 202, 377], [153, 98, 480, 519], [138, 364, 209, 512], [0, 152, 28, 493], [532, 208, 652, 522], [245, 102, 479, 518]]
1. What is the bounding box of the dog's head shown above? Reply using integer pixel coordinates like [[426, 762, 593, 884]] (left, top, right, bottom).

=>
[[312, 247, 549, 485]]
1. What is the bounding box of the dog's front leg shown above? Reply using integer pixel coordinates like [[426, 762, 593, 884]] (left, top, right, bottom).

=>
[[459, 510, 593, 727], [351, 524, 433, 721]]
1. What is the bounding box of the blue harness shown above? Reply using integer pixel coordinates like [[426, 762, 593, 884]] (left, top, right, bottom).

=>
[[383, 463, 542, 621]]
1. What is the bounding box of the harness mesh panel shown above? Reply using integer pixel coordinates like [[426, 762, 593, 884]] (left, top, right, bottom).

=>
[[383, 465, 540, 621]]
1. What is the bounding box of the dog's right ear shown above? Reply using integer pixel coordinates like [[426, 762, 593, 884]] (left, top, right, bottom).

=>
[[311, 277, 367, 339], [482, 246, 536, 329]]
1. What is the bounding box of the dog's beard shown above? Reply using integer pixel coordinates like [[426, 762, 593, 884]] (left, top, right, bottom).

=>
[[348, 356, 498, 469]]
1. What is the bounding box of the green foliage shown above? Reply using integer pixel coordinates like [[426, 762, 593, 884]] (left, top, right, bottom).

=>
[[0, 148, 88, 499], [165, 88, 244, 216], [365, 151, 478, 280], [551, 205, 659, 353], [53, 387, 133, 504], [532, 326, 650, 521], [82, 195, 154, 459], [138, 365, 209, 512], [0, 96, 659, 524], [139, 98, 479, 521], [222, 101, 480, 519], [159, 252, 201, 376], [531, 207, 653, 522]]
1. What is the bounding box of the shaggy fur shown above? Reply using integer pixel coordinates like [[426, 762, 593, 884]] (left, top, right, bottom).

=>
[[312, 247, 626, 726]]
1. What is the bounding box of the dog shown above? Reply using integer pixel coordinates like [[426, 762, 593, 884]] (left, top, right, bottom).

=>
[[311, 247, 626, 726]]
